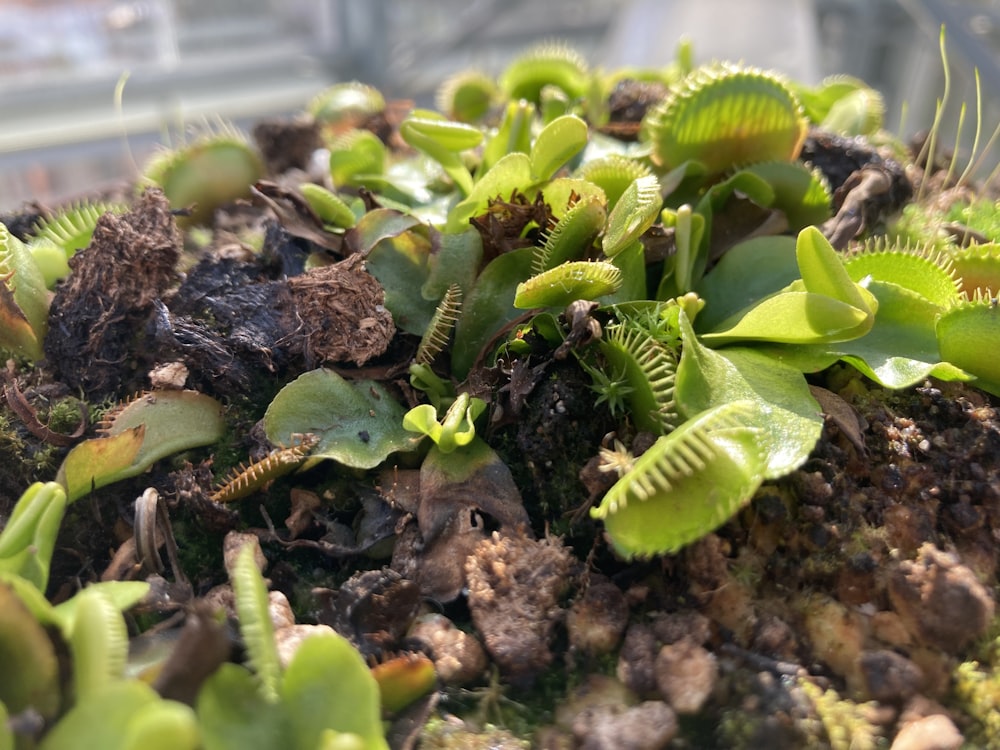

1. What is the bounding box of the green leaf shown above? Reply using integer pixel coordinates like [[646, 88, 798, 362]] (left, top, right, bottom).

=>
[[531, 195, 606, 274], [937, 299, 1000, 396], [843, 247, 961, 308], [824, 280, 969, 388], [282, 633, 389, 750], [451, 246, 534, 379], [122, 699, 200, 750], [363, 215, 439, 334], [796, 226, 874, 313], [531, 177, 606, 220], [328, 130, 386, 188], [0, 581, 59, 718], [40, 681, 197, 750], [232, 546, 280, 702], [264, 369, 415, 469], [0, 701, 12, 750], [422, 228, 483, 302], [658, 203, 706, 297], [676, 311, 823, 478], [197, 664, 286, 750], [0, 481, 66, 591], [702, 227, 877, 345], [529, 115, 589, 181], [602, 175, 662, 258], [480, 100, 534, 174], [694, 235, 799, 332], [400, 112, 480, 195], [742, 161, 831, 230], [51, 581, 150, 633], [0, 223, 49, 361], [448, 152, 533, 232], [701, 290, 872, 345], [55, 427, 145, 504], [605, 239, 648, 304]]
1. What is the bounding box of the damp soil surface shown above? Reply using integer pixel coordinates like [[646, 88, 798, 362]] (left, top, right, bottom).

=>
[[2, 109, 999, 750]]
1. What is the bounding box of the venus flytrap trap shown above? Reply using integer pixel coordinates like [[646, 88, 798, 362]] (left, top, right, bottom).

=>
[[0, 222, 51, 362], [56, 390, 226, 502], [28, 200, 128, 288], [141, 124, 263, 225]]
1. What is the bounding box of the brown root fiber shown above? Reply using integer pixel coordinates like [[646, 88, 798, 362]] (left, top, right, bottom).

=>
[[286, 256, 395, 367]]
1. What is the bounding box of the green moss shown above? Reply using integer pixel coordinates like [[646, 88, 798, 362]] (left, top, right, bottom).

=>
[[419, 717, 529, 749], [798, 679, 886, 750]]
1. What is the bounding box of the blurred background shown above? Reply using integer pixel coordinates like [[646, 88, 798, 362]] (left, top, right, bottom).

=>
[[1, 0, 998, 211]]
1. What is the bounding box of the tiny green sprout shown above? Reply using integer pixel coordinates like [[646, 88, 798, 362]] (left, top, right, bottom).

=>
[[403, 392, 486, 454], [581, 361, 635, 419]]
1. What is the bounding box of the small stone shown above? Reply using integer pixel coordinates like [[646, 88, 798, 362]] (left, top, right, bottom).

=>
[[752, 614, 799, 662], [566, 575, 629, 656], [888, 543, 995, 652], [223, 531, 266, 579], [465, 531, 575, 684], [890, 714, 963, 750], [654, 638, 718, 714], [859, 649, 923, 703], [268, 590, 296, 631], [617, 623, 658, 696], [554, 674, 636, 731], [571, 701, 678, 750], [407, 613, 488, 686], [274, 623, 338, 669], [650, 610, 711, 647], [148, 360, 189, 389]]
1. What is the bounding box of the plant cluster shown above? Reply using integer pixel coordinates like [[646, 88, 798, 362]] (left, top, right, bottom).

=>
[[1, 30, 999, 748]]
